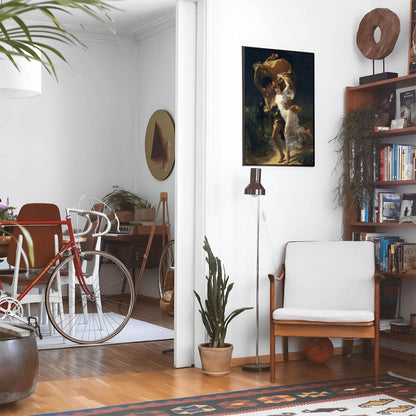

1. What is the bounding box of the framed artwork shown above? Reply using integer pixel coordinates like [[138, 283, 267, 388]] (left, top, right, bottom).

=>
[[242, 46, 315, 166], [145, 110, 175, 180], [409, 0, 416, 74]]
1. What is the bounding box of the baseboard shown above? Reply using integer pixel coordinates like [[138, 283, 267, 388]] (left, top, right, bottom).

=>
[[138, 294, 159, 304], [230, 346, 352, 367]]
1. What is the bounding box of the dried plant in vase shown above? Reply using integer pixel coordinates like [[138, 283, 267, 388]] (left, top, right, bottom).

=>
[[333, 106, 378, 211]]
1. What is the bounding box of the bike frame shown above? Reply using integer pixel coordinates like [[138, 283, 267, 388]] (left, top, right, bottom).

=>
[[0, 216, 93, 302]]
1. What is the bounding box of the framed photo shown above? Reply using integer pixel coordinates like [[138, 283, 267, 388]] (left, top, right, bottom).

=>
[[409, 0, 416, 74], [395, 86, 416, 127], [399, 193, 416, 223], [242, 46, 315, 166]]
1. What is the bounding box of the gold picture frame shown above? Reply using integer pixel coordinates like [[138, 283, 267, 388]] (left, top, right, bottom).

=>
[[145, 110, 175, 181]]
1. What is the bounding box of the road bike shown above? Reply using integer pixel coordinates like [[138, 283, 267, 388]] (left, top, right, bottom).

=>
[[0, 207, 135, 344]]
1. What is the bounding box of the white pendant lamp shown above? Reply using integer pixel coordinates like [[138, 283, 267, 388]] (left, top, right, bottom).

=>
[[0, 56, 41, 98]]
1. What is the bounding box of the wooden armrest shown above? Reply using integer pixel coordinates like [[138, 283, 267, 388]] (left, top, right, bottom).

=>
[[268, 264, 285, 283]]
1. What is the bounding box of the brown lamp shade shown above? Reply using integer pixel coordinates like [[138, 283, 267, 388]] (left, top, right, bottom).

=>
[[244, 168, 265, 196]]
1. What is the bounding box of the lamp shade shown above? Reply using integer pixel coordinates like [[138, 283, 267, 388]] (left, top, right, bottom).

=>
[[0, 57, 41, 98], [244, 168, 265, 196]]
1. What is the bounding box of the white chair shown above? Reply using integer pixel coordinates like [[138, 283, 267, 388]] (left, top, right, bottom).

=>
[[269, 241, 381, 385]]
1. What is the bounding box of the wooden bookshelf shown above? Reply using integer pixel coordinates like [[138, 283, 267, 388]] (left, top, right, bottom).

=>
[[344, 74, 416, 349]]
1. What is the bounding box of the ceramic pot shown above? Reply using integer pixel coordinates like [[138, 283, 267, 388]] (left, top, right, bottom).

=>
[[0, 322, 39, 404], [198, 343, 233, 376], [136, 208, 155, 222]]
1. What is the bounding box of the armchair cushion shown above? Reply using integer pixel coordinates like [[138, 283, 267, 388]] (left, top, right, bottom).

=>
[[273, 307, 374, 323]]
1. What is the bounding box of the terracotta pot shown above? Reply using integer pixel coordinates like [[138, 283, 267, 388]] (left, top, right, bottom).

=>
[[198, 343, 233, 376]]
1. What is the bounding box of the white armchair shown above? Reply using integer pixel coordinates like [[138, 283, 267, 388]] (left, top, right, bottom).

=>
[[269, 241, 381, 385]]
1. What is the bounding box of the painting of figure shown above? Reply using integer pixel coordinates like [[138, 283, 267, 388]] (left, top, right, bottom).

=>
[[243, 46, 315, 166]]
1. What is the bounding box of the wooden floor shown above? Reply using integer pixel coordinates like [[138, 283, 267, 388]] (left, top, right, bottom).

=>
[[1, 300, 415, 416]]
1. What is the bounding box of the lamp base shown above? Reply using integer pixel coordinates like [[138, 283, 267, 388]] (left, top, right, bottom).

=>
[[242, 362, 270, 372]]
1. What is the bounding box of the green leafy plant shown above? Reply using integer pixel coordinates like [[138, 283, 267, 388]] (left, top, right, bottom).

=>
[[103, 186, 146, 211], [194, 237, 252, 348], [333, 106, 378, 210], [0, 197, 16, 221], [0, 0, 116, 79]]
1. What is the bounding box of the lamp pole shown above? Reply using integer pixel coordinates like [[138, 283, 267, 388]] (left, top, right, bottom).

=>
[[242, 168, 269, 372]]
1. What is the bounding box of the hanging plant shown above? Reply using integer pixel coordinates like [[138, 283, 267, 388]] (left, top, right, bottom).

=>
[[333, 106, 378, 210]]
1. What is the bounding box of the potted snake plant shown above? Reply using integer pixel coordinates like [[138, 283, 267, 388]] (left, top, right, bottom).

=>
[[194, 237, 252, 375]]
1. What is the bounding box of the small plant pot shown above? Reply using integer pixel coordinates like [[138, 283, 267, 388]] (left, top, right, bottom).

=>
[[0, 235, 11, 257], [136, 208, 155, 222], [198, 343, 233, 376]]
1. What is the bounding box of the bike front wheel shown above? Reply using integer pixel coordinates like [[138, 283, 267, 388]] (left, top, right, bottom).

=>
[[45, 250, 135, 344]]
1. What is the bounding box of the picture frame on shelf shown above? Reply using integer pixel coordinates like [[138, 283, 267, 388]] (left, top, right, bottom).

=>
[[409, 0, 416, 74], [380, 192, 401, 223], [390, 118, 406, 129], [242, 46, 315, 167], [395, 86, 416, 127], [399, 193, 416, 223]]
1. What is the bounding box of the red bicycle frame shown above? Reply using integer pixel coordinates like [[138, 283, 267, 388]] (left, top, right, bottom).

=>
[[0, 216, 94, 301]]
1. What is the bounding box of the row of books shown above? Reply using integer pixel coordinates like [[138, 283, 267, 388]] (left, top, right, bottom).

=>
[[379, 144, 416, 182], [352, 233, 416, 273], [360, 191, 416, 224]]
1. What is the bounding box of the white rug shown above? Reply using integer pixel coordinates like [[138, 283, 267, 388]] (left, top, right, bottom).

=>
[[36, 314, 174, 350]]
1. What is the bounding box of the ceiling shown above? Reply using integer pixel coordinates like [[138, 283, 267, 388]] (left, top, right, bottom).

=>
[[100, 0, 176, 35], [26, 0, 176, 39]]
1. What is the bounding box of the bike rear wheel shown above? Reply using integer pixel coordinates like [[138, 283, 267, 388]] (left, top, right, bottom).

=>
[[45, 250, 135, 344]]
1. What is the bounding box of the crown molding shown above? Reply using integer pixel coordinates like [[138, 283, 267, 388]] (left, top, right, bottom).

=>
[[129, 11, 176, 43], [22, 9, 176, 46]]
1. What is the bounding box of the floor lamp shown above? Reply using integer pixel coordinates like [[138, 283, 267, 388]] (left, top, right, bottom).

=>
[[242, 168, 269, 372]]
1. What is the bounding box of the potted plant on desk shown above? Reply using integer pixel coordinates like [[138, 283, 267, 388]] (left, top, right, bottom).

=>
[[103, 186, 146, 223], [194, 237, 252, 375]]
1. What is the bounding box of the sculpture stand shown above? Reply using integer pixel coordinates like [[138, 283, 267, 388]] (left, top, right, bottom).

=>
[[359, 59, 397, 85]]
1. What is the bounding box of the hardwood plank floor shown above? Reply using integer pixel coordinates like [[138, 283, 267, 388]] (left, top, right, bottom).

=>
[[1, 299, 415, 416]]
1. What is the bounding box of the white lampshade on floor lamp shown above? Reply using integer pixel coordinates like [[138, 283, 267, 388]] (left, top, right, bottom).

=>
[[242, 168, 270, 372], [0, 56, 41, 98]]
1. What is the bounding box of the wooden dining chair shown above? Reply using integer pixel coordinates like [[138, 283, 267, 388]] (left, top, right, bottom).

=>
[[269, 241, 381, 385], [0, 203, 63, 324]]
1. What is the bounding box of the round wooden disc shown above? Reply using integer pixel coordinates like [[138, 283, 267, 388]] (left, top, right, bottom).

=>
[[356, 8, 400, 60], [145, 110, 175, 181]]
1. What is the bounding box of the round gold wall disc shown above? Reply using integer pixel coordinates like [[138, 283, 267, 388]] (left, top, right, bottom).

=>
[[145, 110, 175, 181]]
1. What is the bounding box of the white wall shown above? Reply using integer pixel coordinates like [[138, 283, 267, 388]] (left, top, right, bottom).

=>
[[193, 0, 412, 363], [0, 39, 138, 213], [0, 27, 176, 298], [135, 26, 176, 297]]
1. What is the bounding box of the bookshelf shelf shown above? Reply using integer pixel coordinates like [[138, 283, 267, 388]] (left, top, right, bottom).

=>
[[375, 180, 416, 186], [383, 271, 416, 281], [380, 330, 416, 344], [344, 75, 416, 351], [350, 222, 416, 228], [374, 126, 416, 138]]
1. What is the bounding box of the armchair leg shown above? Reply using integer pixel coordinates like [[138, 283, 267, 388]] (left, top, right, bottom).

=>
[[283, 337, 289, 362], [374, 335, 379, 386], [270, 333, 275, 383]]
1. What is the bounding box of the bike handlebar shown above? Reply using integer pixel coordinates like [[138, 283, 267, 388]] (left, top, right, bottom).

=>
[[66, 208, 112, 238]]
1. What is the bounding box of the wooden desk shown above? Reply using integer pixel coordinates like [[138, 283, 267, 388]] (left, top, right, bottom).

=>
[[102, 224, 169, 277]]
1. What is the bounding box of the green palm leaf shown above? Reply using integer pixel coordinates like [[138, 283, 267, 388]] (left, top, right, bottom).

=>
[[0, 0, 117, 79]]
